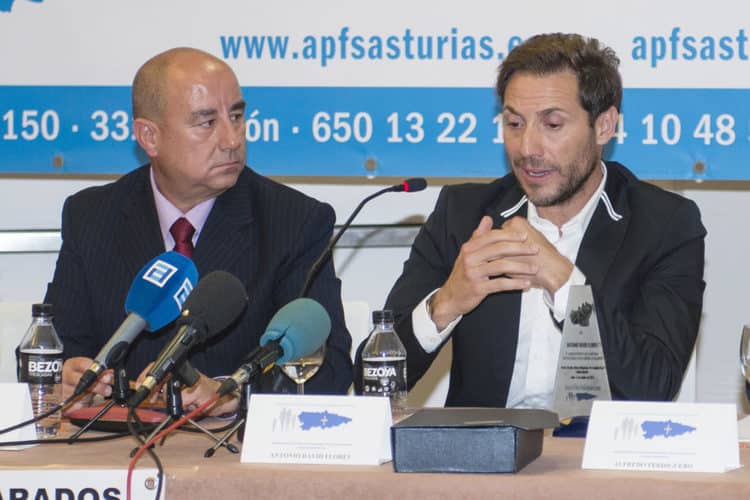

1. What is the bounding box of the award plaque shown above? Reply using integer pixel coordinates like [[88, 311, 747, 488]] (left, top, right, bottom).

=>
[[552, 284, 611, 419]]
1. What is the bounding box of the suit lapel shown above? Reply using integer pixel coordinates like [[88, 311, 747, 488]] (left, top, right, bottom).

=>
[[193, 168, 255, 273], [117, 166, 164, 272]]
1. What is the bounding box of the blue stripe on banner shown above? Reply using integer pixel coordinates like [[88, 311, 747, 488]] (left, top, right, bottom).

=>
[[0, 86, 749, 179]]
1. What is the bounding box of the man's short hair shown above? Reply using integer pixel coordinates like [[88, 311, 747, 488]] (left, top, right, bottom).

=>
[[496, 33, 622, 126]]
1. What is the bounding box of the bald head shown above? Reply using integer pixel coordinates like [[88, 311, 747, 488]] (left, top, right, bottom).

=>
[[132, 47, 236, 122]]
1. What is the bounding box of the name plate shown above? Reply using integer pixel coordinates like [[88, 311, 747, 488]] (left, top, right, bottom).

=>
[[241, 394, 392, 465], [0, 382, 38, 450], [0, 469, 159, 500], [583, 401, 740, 473]]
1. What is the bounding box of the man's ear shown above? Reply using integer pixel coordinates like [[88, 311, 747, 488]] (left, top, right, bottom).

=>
[[594, 106, 618, 146], [132, 118, 159, 156]]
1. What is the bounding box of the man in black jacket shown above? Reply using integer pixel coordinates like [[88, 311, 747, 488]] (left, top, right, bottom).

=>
[[47, 47, 352, 415], [380, 33, 705, 408]]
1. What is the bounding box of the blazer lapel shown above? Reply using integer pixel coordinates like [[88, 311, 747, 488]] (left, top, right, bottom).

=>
[[576, 166, 630, 291], [486, 181, 528, 228], [481, 179, 528, 399]]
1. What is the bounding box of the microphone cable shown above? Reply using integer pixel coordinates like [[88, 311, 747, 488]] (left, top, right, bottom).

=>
[[0, 429, 133, 448], [126, 394, 220, 500], [126, 404, 165, 500], [0, 392, 78, 436]]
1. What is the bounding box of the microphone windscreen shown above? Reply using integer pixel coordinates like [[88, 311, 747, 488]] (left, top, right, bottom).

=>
[[260, 298, 331, 364], [402, 178, 427, 193], [177, 270, 249, 341], [124, 251, 199, 331]]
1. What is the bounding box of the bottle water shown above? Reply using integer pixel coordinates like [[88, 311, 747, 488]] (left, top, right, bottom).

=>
[[17, 303, 64, 438], [361, 309, 407, 410]]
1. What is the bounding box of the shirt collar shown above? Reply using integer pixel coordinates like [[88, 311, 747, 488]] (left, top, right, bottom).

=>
[[150, 167, 215, 248], [526, 161, 608, 234]]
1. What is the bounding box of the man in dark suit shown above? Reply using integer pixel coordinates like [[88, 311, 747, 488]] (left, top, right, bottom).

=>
[[381, 33, 706, 408], [47, 47, 352, 415]]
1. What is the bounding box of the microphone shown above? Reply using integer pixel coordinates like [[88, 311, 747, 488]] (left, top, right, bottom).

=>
[[128, 270, 249, 408], [300, 177, 427, 296], [73, 251, 198, 397], [391, 178, 427, 193], [217, 298, 331, 397]]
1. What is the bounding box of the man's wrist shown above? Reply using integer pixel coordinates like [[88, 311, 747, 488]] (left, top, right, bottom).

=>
[[428, 290, 459, 332], [543, 257, 575, 295]]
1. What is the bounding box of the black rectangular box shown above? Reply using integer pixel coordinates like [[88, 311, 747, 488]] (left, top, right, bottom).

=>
[[391, 407, 559, 473]]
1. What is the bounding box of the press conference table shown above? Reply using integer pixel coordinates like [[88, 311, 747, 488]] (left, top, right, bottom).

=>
[[1, 425, 749, 500]]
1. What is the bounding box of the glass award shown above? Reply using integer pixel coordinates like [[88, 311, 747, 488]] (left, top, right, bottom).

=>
[[552, 284, 611, 419]]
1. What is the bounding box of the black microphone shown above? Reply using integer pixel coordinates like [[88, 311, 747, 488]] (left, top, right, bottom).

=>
[[128, 270, 248, 408], [300, 177, 427, 296]]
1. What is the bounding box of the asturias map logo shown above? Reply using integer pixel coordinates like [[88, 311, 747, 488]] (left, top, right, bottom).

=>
[[272, 407, 352, 432], [641, 419, 696, 439], [0, 0, 43, 13], [299, 410, 352, 430], [614, 416, 697, 440]]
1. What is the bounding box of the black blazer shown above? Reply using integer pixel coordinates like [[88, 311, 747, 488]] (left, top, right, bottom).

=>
[[380, 162, 706, 407], [45, 165, 352, 394]]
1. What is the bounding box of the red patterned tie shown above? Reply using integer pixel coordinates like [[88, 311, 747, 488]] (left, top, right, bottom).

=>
[[169, 217, 195, 258]]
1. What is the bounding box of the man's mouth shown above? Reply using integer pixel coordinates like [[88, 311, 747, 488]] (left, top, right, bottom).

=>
[[525, 169, 550, 178], [517, 165, 554, 180], [214, 159, 241, 169]]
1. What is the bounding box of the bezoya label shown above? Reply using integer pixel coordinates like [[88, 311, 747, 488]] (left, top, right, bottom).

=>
[[362, 358, 406, 396], [364, 366, 397, 378], [18, 352, 63, 384]]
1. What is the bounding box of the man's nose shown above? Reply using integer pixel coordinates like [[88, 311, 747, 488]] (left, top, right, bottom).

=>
[[218, 117, 242, 151], [519, 126, 543, 158]]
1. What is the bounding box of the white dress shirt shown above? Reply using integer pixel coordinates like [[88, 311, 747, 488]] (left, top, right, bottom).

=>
[[412, 162, 621, 409], [150, 168, 215, 251]]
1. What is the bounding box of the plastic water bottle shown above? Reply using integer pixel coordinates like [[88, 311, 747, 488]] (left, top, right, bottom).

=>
[[17, 303, 64, 438], [361, 309, 407, 410]]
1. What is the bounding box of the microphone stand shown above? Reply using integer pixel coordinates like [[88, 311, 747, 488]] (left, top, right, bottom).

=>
[[136, 361, 239, 454], [300, 183, 406, 297], [204, 380, 252, 457], [68, 362, 131, 440]]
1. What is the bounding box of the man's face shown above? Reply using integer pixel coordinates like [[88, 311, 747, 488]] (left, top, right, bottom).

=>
[[502, 70, 610, 215], [149, 59, 246, 210]]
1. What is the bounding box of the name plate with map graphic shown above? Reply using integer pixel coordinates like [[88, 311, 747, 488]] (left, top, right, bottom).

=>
[[583, 401, 739, 473], [241, 394, 392, 465], [552, 285, 611, 419]]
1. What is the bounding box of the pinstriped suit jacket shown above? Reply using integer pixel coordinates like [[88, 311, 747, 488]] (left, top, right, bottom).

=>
[[382, 162, 706, 407], [45, 165, 353, 394]]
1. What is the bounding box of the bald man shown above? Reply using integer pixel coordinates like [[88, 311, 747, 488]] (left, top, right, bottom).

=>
[[46, 48, 353, 416]]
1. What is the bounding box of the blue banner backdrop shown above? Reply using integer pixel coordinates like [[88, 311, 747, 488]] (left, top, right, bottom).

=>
[[1, 86, 747, 179]]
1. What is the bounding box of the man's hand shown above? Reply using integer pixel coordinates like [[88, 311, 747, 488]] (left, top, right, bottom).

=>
[[135, 363, 238, 417], [501, 217, 574, 294], [61, 357, 113, 414], [181, 373, 239, 417], [429, 215, 539, 330]]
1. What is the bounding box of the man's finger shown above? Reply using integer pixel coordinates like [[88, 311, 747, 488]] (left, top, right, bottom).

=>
[[472, 215, 494, 237]]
